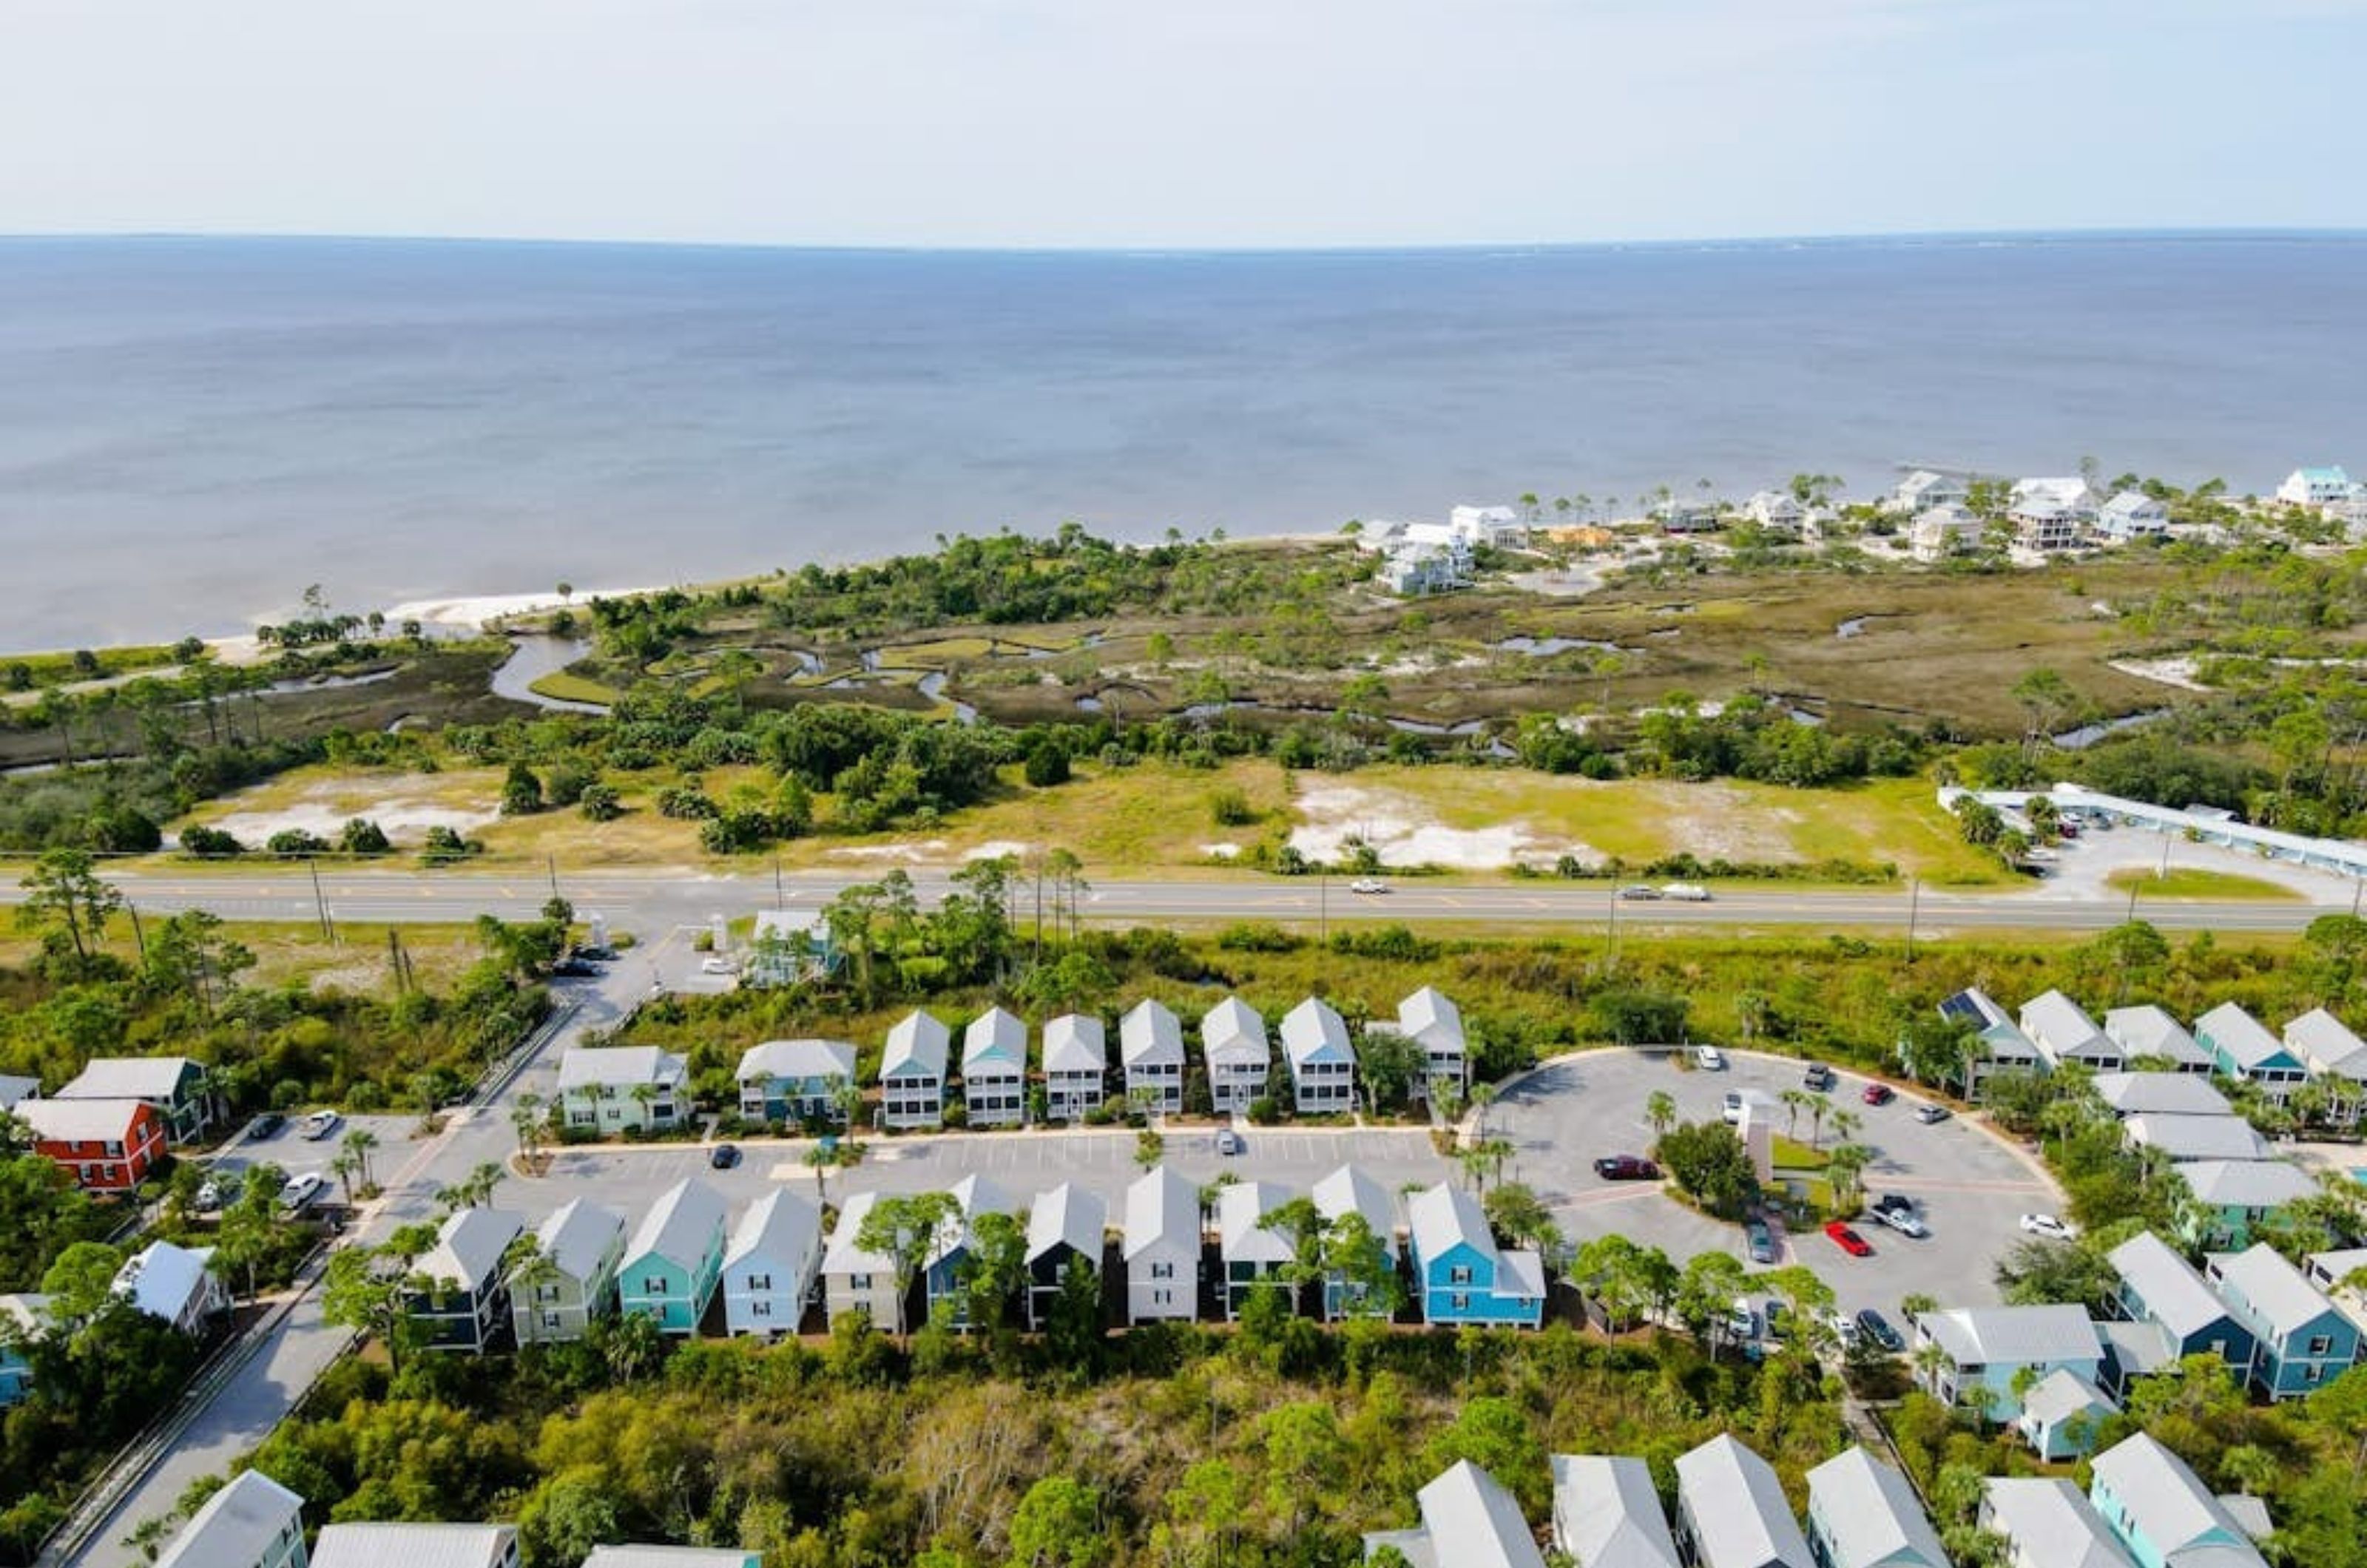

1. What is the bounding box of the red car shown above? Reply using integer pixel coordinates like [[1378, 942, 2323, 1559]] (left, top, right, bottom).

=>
[[1824, 1220, 1874, 1257], [1861, 1083, 1896, 1106], [1593, 1155, 1661, 1181]]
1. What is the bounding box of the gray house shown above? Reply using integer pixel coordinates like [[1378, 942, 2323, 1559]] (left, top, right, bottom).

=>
[[2102, 1007, 2214, 1075], [1803, 1446, 1948, 1568], [1672, 1435, 1811, 1568], [1550, 1454, 1679, 1568], [2020, 991, 2121, 1072], [1202, 997, 1272, 1115], [962, 1007, 1028, 1127], [408, 1207, 524, 1355]]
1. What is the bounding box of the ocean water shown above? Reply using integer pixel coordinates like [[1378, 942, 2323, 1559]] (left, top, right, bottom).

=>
[[0, 231, 2362, 649]]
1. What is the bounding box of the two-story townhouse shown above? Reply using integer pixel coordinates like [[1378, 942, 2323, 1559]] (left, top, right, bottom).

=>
[[556, 1046, 688, 1134], [2101, 1008, 2216, 1075], [1804, 1445, 1948, 1568], [2088, 1433, 2269, 1568], [1672, 1434, 1813, 1568], [2021, 991, 2123, 1072], [618, 1179, 727, 1335], [2105, 1232, 2253, 1393], [408, 1208, 524, 1354], [821, 1189, 905, 1331], [1041, 1014, 1108, 1122], [114, 1240, 229, 1336], [0, 1295, 51, 1407], [2303, 1247, 2367, 1331], [18, 1097, 168, 1193], [2092, 1072, 2230, 1118], [1363, 1461, 1544, 1568], [2121, 1114, 2269, 1163], [2204, 1243, 2365, 1399], [2173, 1160, 2317, 1249], [1888, 470, 1968, 515], [1935, 988, 2044, 1097], [1914, 1304, 2104, 1422], [1122, 1164, 1201, 1324], [1280, 998, 1357, 1116], [880, 1010, 950, 1129], [722, 1189, 822, 1337], [961, 1008, 1027, 1127], [1979, 1479, 2138, 1568], [1405, 1182, 1544, 1328], [923, 1172, 1022, 1327], [734, 1038, 856, 1124], [1118, 1000, 1186, 1115], [1395, 987, 1469, 1101], [2277, 465, 2354, 508], [1216, 1180, 1297, 1319], [156, 1469, 309, 1568], [2016, 1368, 2118, 1461], [2192, 1003, 2306, 1101], [1201, 996, 1272, 1115], [1549, 1454, 1679, 1568], [2096, 491, 2170, 541], [1023, 1180, 1106, 1330], [1310, 1163, 1397, 1320], [510, 1197, 626, 1345], [55, 1056, 216, 1143], [313, 1524, 516, 1568], [2283, 1006, 2367, 1124]]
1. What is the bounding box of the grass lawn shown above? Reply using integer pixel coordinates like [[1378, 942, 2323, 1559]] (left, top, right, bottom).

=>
[[0, 919, 486, 993], [528, 670, 625, 705], [2105, 866, 2304, 901]]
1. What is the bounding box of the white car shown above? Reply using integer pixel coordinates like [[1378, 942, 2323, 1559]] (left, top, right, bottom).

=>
[[2019, 1212, 2078, 1241], [1695, 1044, 1727, 1070], [1661, 882, 1712, 902], [1874, 1206, 1929, 1239], [1348, 879, 1388, 895], [1721, 1089, 1746, 1123], [280, 1172, 328, 1212], [699, 956, 737, 976], [300, 1110, 342, 1141]]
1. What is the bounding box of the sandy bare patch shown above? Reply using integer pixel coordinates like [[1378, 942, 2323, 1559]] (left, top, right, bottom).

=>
[[1289, 782, 1593, 871], [1201, 842, 1243, 859], [825, 839, 953, 863], [966, 840, 1034, 861], [2111, 657, 2210, 692], [205, 780, 499, 843], [1644, 783, 1797, 862]]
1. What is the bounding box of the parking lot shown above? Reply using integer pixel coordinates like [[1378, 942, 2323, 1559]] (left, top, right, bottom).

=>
[[1493, 1047, 2060, 1323]]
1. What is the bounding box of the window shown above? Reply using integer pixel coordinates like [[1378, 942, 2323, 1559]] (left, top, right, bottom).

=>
[[749, 1274, 772, 1291], [2307, 1334, 2333, 1356], [1152, 1262, 1174, 1280], [1153, 1288, 1172, 1305], [541, 1311, 562, 1330], [643, 1277, 666, 1294], [753, 1301, 771, 1318], [1450, 1294, 1471, 1311], [538, 1283, 561, 1302], [1448, 1265, 1473, 1285], [851, 1272, 874, 1291]]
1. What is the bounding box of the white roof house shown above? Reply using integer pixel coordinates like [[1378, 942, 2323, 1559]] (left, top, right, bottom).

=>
[[1280, 997, 1353, 1071], [2278, 465, 2354, 507], [2206, 1242, 2343, 1342], [2101, 1007, 2215, 1073], [734, 1038, 857, 1084], [882, 1011, 951, 1079], [1026, 1181, 1107, 1273], [1120, 1000, 1186, 1071], [1042, 1014, 1108, 1076], [963, 1007, 1028, 1076], [1312, 1164, 1395, 1243], [1979, 1478, 2136, 1568], [1218, 1181, 1297, 1270], [1366, 1461, 1547, 1568], [556, 1046, 685, 1095], [1203, 997, 1271, 1070], [1743, 490, 1806, 528], [1672, 1434, 1812, 1568], [312, 1525, 516, 1568], [2175, 1159, 2317, 1209], [1122, 1164, 1201, 1322], [2020, 990, 2121, 1071], [1398, 987, 1467, 1063], [2013, 477, 2101, 514], [722, 1190, 822, 1336], [1889, 470, 1968, 513], [1550, 1455, 1679, 1568], [821, 1190, 892, 1279], [1908, 504, 1986, 561], [2110, 1231, 2235, 1344], [2016, 1368, 2117, 1461], [536, 1198, 627, 1285], [1450, 504, 1530, 547], [2194, 1003, 2294, 1077], [156, 1469, 307, 1568], [2122, 1114, 2270, 1163], [627, 1179, 726, 1276], [416, 1209, 524, 1296], [2092, 1072, 2230, 1118], [1921, 1304, 2102, 1368], [2285, 1007, 2367, 1080], [55, 1056, 203, 1102], [2088, 1433, 2268, 1568], [2096, 491, 2170, 539], [114, 1240, 224, 1334], [1805, 1446, 1948, 1568]]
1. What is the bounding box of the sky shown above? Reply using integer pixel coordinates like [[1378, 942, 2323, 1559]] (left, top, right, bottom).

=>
[[1, 0, 2361, 249]]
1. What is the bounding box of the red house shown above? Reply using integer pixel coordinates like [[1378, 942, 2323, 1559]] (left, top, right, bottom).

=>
[[16, 1097, 168, 1193]]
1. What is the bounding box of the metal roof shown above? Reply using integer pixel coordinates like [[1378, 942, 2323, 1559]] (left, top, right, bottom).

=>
[[821, 1189, 893, 1276], [724, 1190, 820, 1277], [55, 1056, 201, 1102], [2096, 1318, 2178, 1380], [1217, 1181, 1297, 1265], [2284, 1007, 2367, 1078], [1123, 1165, 1200, 1261], [157, 1470, 305, 1568], [314, 1524, 516, 1568], [1399, 987, 1465, 1052], [1312, 1164, 1396, 1250], [1119, 1000, 1185, 1069], [1920, 1304, 2101, 1368], [1550, 1454, 1680, 1568], [2092, 1072, 2229, 1117], [1042, 1014, 1108, 1075], [1201, 996, 1270, 1066], [530, 1198, 625, 1284], [881, 1010, 950, 1079], [583, 1549, 757, 1568], [16, 1096, 152, 1143], [2102, 1007, 2213, 1069], [1280, 998, 1354, 1069], [2205, 1243, 2341, 1337], [1979, 1479, 2136, 1568], [1673, 1434, 1812, 1568], [417, 1209, 524, 1294], [2193, 1004, 2286, 1071], [2089, 1435, 2265, 1566], [556, 1045, 684, 1092], [927, 1173, 1019, 1268], [1805, 1446, 1948, 1568], [2108, 1231, 2230, 1341], [735, 1038, 855, 1083], [1407, 1182, 1491, 1265], [1414, 1461, 1547, 1568], [625, 1179, 726, 1274], [113, 1240, 216, 1324], [1025, 1181, 1107, 1267], [963, 1007, 1028, 1074], [2173, 1159, 2316, 1209], [2019, 1368, 2115, 1428], [2121, 1115, 2269, 1162], [2020, 991, 2118, 1067]]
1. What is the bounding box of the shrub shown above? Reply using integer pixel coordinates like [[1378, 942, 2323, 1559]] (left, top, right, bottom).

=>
[[339, 817, 391, 856], [1023, 739, 1073, 788], [179, 825, 245, 858], [266, 828, 330, 859]]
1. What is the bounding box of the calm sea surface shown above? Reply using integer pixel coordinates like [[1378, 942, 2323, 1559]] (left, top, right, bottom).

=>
[[0, 232, 2361, 649]]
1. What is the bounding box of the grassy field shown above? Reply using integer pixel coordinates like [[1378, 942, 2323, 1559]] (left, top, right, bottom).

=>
[[0, 919, 487, 993], [2105, 866, 2303, 901], [528, 670, 626, 704]]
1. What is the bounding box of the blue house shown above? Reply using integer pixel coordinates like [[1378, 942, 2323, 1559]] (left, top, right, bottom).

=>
[[2192, 1003, 2306, 1100], [1406, 1183, 1544, 1328], [1311, 1164, 1398, 1320], [618, 1179, 728, 1334], [0, 1295, 50, 1406], [735, 1038, 857, 1123], [2088, 1433, 2268, 1568], [2204, 1243, 2366, 1401], [922, 1173, 1022, 1328], [2174, 1159, 2317, 1250], [2106, 1231, 2254, 1387]]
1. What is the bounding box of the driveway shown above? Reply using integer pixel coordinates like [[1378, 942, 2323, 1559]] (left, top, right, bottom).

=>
[[1490, 1047, 2060, 1323]]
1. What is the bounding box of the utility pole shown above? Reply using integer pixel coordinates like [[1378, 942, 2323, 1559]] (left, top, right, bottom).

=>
[[1904, 877, 1919, 962], [1607, 883, 1621, 971], [308, 859, 336, 942], [127, 902, 147, 965], [1319, 871, 1328, 944], [774, 854, 786, 910]]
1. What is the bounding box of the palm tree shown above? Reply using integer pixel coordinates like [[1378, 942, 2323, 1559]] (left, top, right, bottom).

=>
[[1779, 1089, 1813, 1140], [504, 1234, 563, 1348], [1468, 1082, 1496, 1138], [1806, 1094, 1832, 1150], [329, 1148, 361, 1208], [344, 1128, 379, 1192], [1644, 1090, 1678, 1140]]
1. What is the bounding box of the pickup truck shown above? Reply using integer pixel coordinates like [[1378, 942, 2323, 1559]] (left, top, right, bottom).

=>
[[1661, 882, 1712, 902]]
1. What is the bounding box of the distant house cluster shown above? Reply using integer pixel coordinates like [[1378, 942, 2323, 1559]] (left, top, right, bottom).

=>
[[2275, 463, 2367, 526], [1361, 504, 1530, 596]]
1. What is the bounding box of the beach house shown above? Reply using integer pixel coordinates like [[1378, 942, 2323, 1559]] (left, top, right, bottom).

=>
[[2088, 1433, 2269, 1568], [1202, 996, 1272, 1115], [18, 1096, 168, 1194], [2106, 1231, 2253, 1388], [923, 1173, 1022, 1327], [2203, 1243, 2364, 1399], [1549, 1454, 1680, 1568], [1041, 1013, 1108, 1121], [2121, 1114, 2269, 1163], [2283, 1007, 2367, 1122], [1888, 470, 1968, 514], [1935, 988, 2044, 1095], [2016, 1368, 2118, 1461], [0, 1295, 50, 1406], [2019, 991, 2122, 1072], [55, 1055, 215, 1143], [880, 1010, 950, 1129], [1311, 1163, 1398, 1319], [1217, 1181, 1298, 1318], [1978, 1479, 2137, 1568], [618, 1179, 727, 1334], [1396, 986, 1469, 1100], [1364, 1461, 1545, 1568], [2277, 465, 2354, 508], [113, 1240, 227, 1335], [722, 1190, 822, 1337], [312, 1525, 517, 1568], [1672, 1435, 1813, 1568], [155, 1470, 309, 1568], [2175, 1159, 2317, 1248], [2096, 491, 2170, 541], [407, 1208, 524, 1354], [1450, 504, 1530, 547], [1804, 1446, 1948, 1568], [2092, 1072, 2229, 1118], [1119, 999, 1186, 1115], [2101, 1008, 2215, 1075], [734, 1038, 856, 1124], [1123, 1164, 1201, 1323], [1280, 997, 1357, 1115], [2192, 1003, 2306, 1099], [744, 908, 831, 987], [1914, 1303, 2104, 1422], [1742, 490, 1806, 533], [1023, 1180, 1106, 1329], [510, 1198, 626, 1345], [1405, 1182, 1544, 1328], [961, 1007, 1027, 1127], [1908, 505, 1985, 562], [821, 1190, 904, 1330], [556, 1046, 688, 1134]]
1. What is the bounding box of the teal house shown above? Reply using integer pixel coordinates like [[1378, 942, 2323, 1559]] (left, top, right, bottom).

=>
[[2204, 1243, 2365, 1401], [619, 1179, 728, 1335], [2192, 1003, 2307, 1100], [735, 1038, 857, 1123], [1406, 1182, 1545, 1328], [2174, 1159, 2317, 1250], [0, 1295, 49, 1406], [2089, 1433, 2268, 1568]]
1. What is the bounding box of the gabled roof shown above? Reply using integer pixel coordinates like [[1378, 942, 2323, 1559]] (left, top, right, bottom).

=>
[[928, 1173, 1019, 1267], [1673, 1434, 1812, 1568], [1399, 987, 1465, 1052], [2122, 1114, 2269, 1162], [2103, 1007, 2214, 1069], [822, 1189, 892, 1276], [113, 1240, 216, 1324], [1407, 1182, 1493, 1265], [1979, 1479, 2136, 1568], [1202, 996, 1270, 1067], [1941, 988, 2039, 1062], [2193, 1004, 2287, 1071], [1042, 1014, 1108, 1075], [0, 1075, 37, 1110], [2021, 1367, 2116, 1428], [582, 1549, 758, 1568], [1414, 1461, 1547, 1568], [2096, 1318, 2178, 1381], [2206, 1243, 2341, 1337], [1498, 1249, 1547, 1301], [56, 1056, 202, 1102], [1119, 1000, 1185, 1069], [1025, 1181, 1107, 1268], [529, 1198, 625, 1283], [1920, 1304, 2101, 1368], [2109, 1231, 2230, 1341], [2021, 990, 2116, 1066], [882, 1011, 950, 1079], [2306, 1247, 2367, 1302], [2093, 1071, 2229, 1118], [1280, 998, 1354, 1069], [1216, 1181, 1296, 1265], [2174, 1159, 2316, 1209], [1806, 1446, 1948, 1568], [735, 1038, 855, 1083], [157, 1469, 305, 1568], [1313, 1164, 1395, 1249], [313, 1524, 517, 1568], [2089, 1434, 2265, 1565], [417, 1208, 524, 1295], [556, 1045, 685, 1092], [725, 1190, 820, 1275], [1124, 1165, 1200, 1261], [16, 1096, 153, 1143], [2284, 1007, 2367, 1078], [625, 1179, 726, 1274], [1550, 1454, 1680, 1568], [963, 1007, 1027, 1074]]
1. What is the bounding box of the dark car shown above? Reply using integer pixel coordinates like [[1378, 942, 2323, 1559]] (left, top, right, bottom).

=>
[[1803, 1062, 1835, 1092], [709, 1143, 742, 1170], [552, 957, 601, 978], [1871, 1194, 1914, 1218], [1854, 1308, 1905, 1353], [1861, 1083, 1897, 1106], [245, 1112, 286, 1142], [1763, 1300, 1791, 1339], [1593, 1155, 1661, 1181], [1743, 1217, 1777, 1264]]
